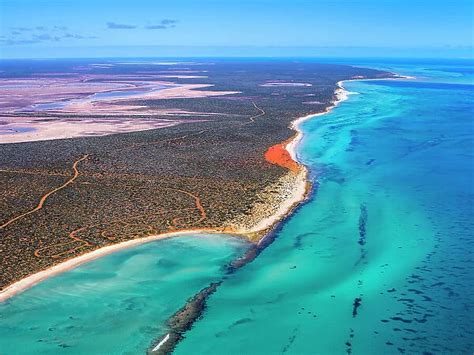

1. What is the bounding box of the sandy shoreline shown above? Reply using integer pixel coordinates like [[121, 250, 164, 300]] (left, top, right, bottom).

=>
[[286, 80, 351, 162], [0, 81, 356, 303], [287, 73, 415, 159], [251, 82, 352, 245]]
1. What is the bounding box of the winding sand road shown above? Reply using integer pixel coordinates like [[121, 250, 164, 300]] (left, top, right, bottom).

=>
[[248, 101, 266, 124], [0, 154, 89, 229]]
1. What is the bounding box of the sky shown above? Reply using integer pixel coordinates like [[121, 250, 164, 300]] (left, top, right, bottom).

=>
[[0, 0, 473, 59]]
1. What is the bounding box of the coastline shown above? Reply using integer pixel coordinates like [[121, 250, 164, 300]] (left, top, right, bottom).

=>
[[252, 80, 352, 245], [0, 81, 351, 303], [287, 72, 414, 157], [286, 80, 351, 162]]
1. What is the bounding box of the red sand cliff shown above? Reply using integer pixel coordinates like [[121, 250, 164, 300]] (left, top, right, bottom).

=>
[[264, 141, 299, 172]]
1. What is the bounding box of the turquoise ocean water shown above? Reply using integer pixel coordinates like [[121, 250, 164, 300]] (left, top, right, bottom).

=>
[[175, 60, 474, 354], [0, 60, 473, 354], [0, 235, 248, 353]]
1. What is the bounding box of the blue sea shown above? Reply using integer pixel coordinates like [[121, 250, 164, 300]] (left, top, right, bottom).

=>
[[0, 59, 473, 354]]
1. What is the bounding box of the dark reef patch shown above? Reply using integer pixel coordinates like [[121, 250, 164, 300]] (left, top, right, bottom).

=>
[[352, 297, 362, 318], [293, 232, 318, 249], [358, 203, 368, 246], [147, 282, 221, 354], [281, 326, 299, 353]]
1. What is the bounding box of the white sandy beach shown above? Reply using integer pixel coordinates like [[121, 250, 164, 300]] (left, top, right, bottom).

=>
[[286, 80, 351, 162]]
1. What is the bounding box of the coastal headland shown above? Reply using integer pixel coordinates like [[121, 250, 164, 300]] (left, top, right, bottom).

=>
[[0, 60, 393, 300]]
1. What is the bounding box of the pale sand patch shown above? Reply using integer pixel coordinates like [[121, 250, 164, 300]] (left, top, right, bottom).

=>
[[157, 70, 208, 74], [260, 82, 312, 87], [89, 64, 115, 68], [0, 79, 135, 94], [303, 101, 324, 105], [115, 61, 201, 66], [156, 75, 209, 79], [123, 84, 240, 100], [43, 97, 225, 116], [0, 117, 180, 144]]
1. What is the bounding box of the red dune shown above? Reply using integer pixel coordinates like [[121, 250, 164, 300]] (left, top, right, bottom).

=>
[[264, 142, 299, 172]]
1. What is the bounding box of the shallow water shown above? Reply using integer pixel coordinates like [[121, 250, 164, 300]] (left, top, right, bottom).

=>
[[0, 126, 36, 135], [31, 86, 166, 111], [1, 60, 473, 354], [0, 235, 248, 354], [174, 60, 474, 354]]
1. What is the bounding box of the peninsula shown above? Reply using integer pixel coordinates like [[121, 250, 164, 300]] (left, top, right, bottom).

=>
[[0, 60, 393, 298]]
